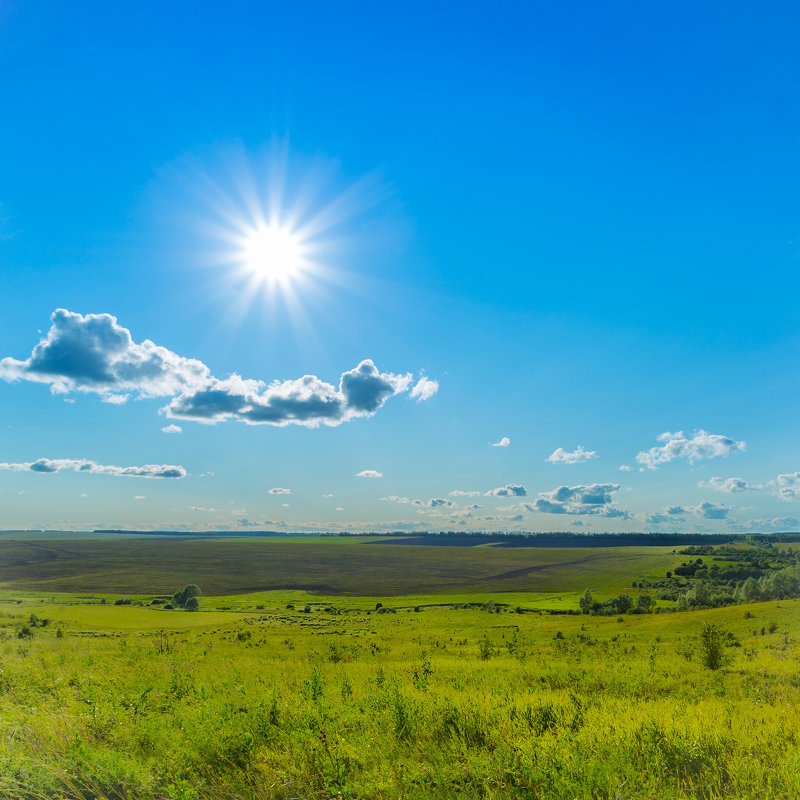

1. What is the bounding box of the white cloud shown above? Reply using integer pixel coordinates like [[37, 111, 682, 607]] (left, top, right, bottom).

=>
[[381, 495, 410, 504], [322, 493, 334, 498], [486, 484, 527, 497], [356, 469, 383, 478], [491, 437, 510, 448], [526, 483, 628, 518], [2, 309, 434, 429], [735, 516, 800, 532], [335, 506, 344, 512], [0, 309, 209, 400], [547, 446, 598, 464], [619, 464, 632, 472], [161, 424, 182, 434], [775, 472, 800, 501], [636, 430, 745, 470], [691, 501, 730, 520], [133, 495, 146, 501], [448, 489, 483, 497], [0, 458, 186, 479], [698, 476, 761, 493], [268, 487, 292, 495], [410, 376, 439, 401], [412, 497, 455, 508]]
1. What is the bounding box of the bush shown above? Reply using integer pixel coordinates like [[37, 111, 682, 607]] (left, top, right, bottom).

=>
[[697, 622, 729, 671]]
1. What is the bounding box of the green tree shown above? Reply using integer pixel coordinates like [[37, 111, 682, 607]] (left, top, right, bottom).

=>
[[172, 584, 202, 609], [612, 594, 633, 614], [579, 588, 593, 614], [635, 593, 654, 614], [185, 596, 200, 612]]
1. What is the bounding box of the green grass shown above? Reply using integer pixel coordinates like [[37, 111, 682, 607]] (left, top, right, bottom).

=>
[[1, 537, 795, 799], [0, 593, 798, 799]]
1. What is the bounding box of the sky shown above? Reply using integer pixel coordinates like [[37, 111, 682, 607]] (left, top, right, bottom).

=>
[[1, 0, 799, 534]]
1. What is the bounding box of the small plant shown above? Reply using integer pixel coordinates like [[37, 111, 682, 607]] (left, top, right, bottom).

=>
[[696, 622, 730, 671], [768, 621, 778, 634], [477, 633, 494, 660]]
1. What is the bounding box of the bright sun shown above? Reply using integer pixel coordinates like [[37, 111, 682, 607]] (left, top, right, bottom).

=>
[[243, 225, 302, 281]]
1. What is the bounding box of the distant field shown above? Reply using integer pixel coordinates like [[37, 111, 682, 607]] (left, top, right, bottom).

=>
[[0, 536, 682, 596]]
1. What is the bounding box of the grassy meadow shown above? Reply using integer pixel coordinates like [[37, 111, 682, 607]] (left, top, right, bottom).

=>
[[0, 536, 798, 799]]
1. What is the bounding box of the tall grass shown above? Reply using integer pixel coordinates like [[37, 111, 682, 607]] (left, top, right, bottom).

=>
[[0, 597, 797, 798]]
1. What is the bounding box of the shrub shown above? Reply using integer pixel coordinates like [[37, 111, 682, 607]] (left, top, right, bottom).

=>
[[697, 622, 730, 671]]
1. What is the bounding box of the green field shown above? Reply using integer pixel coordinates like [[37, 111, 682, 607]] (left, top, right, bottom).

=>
[[1, 535, 798, 799], [0, 536, 682, 597]]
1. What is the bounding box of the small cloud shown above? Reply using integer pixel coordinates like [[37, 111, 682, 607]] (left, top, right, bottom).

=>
[[0, 457, 186, 479], [486, 484, 527, 497], [491, 437, 511, 448], [692, 501, 730, 520], [381, 496, 410, 504], [80, 493, 88, 498], [619, 464, 632, 472], [547, 446, 598, 464], [161, 424, 182, 434], [356, 470, 383, 478], [322, 493, 334, 497], [526, 483, 628, 518], [335, 506, 344, 511], [268, 487, 292, 495], [698, 476, 761, 494], [281, 503, 290, 507], [774, 472, 800, 501], [410, 376, 439, 402], [636, 430, 745, 470], [134, 495, 146, 501], [189, 506, 216, 512], [412, 497, 455, 508], [449, 489, 482, 497]]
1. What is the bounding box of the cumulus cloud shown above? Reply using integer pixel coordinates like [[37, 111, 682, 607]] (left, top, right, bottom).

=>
[[0, 309, 209, 400], [492, 437, 510, 448], [412, 497, 455, 508], [547, 446, 597, 464], [692, 501, 730, 520], [486, 484, 527, 497], [698, 476, 761, 494], [775, 472, 800, 501], [666, 505, 686, 516], [268, 487, 292, 495], [356, 469, 383, 478], [167, 360, 412, 427], [410, 376, 439, 401], [0, 458, 186, 479], [1, 310, 432, 429], [448, 489, 483, 497], [161, 424, 182, 434], [525, 483, 628, 518], [619, 464, 632, 472], [636, 430, 745, 470], [381, 495, 410, 504]]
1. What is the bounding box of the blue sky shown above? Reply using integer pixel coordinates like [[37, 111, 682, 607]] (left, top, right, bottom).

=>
[[1, 1, 799, 533]]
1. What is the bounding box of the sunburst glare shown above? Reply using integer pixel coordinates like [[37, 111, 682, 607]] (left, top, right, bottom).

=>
[[241, 224, 304, 282]]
